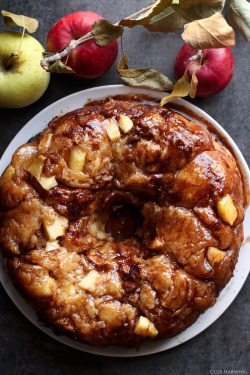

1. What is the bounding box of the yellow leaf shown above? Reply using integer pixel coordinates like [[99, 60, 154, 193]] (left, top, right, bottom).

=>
[[179, 0, 224, 9], [227, 0, 250, 42], [119, 0, 172, 28], [160, 71, 190, 106], [46, 60, 75, 74], [1, 10, 38, 33], [181, 12, 235, 49], [92, 20, 123, 46], [117, 53, 173, 91], [190, 67, 200, 98]]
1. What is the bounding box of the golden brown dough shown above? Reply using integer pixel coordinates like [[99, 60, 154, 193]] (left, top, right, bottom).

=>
[[0, 95, 245, 347]]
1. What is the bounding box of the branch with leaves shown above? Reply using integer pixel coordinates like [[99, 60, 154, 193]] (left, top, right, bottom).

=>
[[2, 0, 250, 103]]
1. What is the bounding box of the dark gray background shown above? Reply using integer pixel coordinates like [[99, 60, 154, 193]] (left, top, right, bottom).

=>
[[0, 1, 249, 374]]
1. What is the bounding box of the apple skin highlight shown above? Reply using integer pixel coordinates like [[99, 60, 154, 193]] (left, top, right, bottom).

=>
[[46, 11, 119, 79], [0, 31, 50, 108], [174, 44, 234, 97]]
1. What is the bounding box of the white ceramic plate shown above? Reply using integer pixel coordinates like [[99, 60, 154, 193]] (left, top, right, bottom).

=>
[[0, 85, 249, 357]]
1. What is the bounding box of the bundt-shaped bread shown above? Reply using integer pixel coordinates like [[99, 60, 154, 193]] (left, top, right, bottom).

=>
[[0, 95, 245, 347]]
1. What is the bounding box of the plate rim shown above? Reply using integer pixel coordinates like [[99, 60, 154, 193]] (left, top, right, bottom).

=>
[[0, 84, 249, 357]]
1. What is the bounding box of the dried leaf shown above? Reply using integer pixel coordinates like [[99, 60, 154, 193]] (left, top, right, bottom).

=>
[[46, 60, 75, 74], [117, 54, 173, 91], [119, 0, 172, 28], [182, 12, 235, 49], [178, 0, 224, 9], [172, 1, 225, 21], [190, 68, 200, 98], [1, 10, 38, 33], [117, 53, 129, 70], [145, 6, 186, 32], [227, 0, 250, 42], [92, 20, 124, 46], [160, 71, 190, 106]]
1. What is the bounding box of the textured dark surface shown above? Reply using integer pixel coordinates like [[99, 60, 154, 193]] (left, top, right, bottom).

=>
[[0, 1, 249, 374]]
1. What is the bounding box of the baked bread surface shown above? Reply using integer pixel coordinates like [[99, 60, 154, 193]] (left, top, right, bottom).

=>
[[0, 95, 245, 347]]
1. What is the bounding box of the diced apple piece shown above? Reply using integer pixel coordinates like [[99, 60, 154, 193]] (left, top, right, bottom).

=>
[[45, 240, 59, 251], [78, 270, 100, 293], [207, 246, 226, 265], [118, 115, 133, 133], [68, 146, 87, 172], [134, 316, 158, 338], [39, 276, 56, 296], [39, 175, 58, 190], [28, 155, 45, 180], [217, 194, 237, 226], [38, 133, 52, 151], [0, 165, 15, 187], [43, 213, 69, 241], [105, 118, 121, 142], [148, 238, 164, 250]]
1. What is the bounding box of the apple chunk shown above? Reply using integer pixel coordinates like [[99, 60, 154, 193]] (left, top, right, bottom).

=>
[[38, 133, 53, 152], [207, 246, 226, 265], [118, 115, 133, 133], [134, 316, 158, 338], [28, 155, 45, 180], [39, 175, 58, 190], [43, 214, 69, 241], [105, 119, 121, 142], [68, 146, 87, 172], [217, 194, 237, 226], [38, 276, 56, 296], [78, 270, 100, 293], [45, 240, 59, 251], [28, 155, 57, 190]]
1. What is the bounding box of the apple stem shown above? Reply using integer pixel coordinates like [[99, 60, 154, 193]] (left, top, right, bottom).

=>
[[6, 51, 19, 70], [189, 49, 203, 62], [17, 26, 26, 55], [40, 3, 153, 70], [6, 27, 26, 70]]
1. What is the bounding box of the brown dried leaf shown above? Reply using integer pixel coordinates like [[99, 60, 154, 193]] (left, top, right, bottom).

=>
[[181, 12, 236, 48], [1, 10, 38, 33], [172, 0, 225, 22], [227, 0, 250, 42], [145, 6, 186, 32], [119, 0, 172, 28], [92, 20, 124, 46], [160, 71, 190, 106], [46, 60, 75, 74], [190, 68, 199, 98], [179, 0, 224, 9], [117, 54, 173, 91]]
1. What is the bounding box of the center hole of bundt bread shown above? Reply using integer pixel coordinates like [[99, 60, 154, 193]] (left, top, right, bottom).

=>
[[105, 205, 142, 242]]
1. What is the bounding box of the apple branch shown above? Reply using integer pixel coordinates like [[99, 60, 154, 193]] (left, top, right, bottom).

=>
[[40, 3, 153, 70], [41, 32, 94, 70]]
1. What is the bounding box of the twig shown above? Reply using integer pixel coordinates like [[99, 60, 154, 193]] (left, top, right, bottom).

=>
[[40, 4, 153, 69], [41, 33, 93, 69]]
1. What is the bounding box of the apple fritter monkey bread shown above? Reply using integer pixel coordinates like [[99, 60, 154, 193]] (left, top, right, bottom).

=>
[[0, 95, 245, 347]]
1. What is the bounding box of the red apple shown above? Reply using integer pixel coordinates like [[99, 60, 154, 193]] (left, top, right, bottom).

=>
[[174, 44, 234, 97], [47, 11, 118, 79]]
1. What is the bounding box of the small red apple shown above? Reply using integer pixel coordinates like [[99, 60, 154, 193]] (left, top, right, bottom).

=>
[[47, 11, 118, 79], [174, 44, 234, 97]]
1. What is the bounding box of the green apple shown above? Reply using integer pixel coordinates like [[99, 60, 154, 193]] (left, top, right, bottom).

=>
[[0, 31, 50, 108]]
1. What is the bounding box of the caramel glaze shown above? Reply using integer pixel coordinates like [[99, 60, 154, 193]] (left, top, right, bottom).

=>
[[0, 94, 246, 347]]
